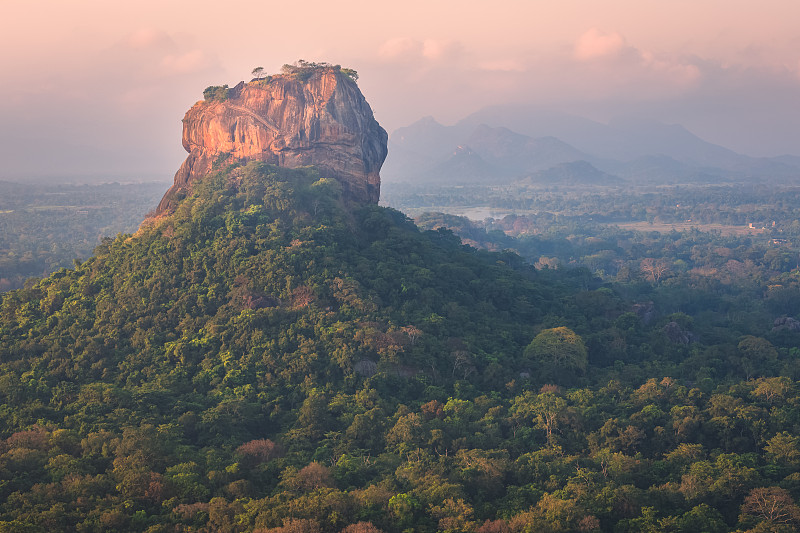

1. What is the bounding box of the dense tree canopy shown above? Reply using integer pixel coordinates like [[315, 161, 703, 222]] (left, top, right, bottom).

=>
[[0, 163, 799, 532]]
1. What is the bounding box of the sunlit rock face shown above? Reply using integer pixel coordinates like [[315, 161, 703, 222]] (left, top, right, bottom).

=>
[[156, 67, 387, 214]]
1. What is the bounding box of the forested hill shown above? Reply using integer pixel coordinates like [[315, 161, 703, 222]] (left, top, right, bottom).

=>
[[1, 162, 800, 532], [0, 162, 556, 531]]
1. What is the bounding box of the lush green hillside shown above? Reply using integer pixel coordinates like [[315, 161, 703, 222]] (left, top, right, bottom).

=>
[[1, 163, 799, 532]]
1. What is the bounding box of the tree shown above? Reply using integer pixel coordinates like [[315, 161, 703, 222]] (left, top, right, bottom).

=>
[[524, 327, 588, 381], [511, 389, 569, 446], [236, 439, 281, 466], [292, 462, 334, 491], [675, 504, 727, 533], [430, 498, 477, 533], [738, 336, 779, 379], [451, 350, 475, 379], [203, 84, 229, 101], [340, 523, 384, 533], [308, 177, 342, 215], [340, 68, 359, 81], [765, 432, 800, 469], [741, 487, 800, 528], [751, 377, 795, 405], [401, 325, 422, 345], [640, 258, 670, 284], [252, 66, 265, 80], [263, 518, 322, 533]]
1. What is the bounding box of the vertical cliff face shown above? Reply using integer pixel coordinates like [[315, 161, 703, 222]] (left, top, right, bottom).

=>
[[155, 67, 388, 215]]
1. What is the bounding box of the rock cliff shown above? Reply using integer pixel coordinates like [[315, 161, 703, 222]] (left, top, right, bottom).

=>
[[155, 66, 387, 214]]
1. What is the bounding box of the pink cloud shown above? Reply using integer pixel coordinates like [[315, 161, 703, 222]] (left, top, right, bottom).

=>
[[125, 28, 175, 50], [378, 37, 462, 64], [574, 28, 627, 61], [422, 39, 462, 61], [378, 38, 423, 61], [639, 51, 702, 86], [160, 50, 209, 74], [478, 59, 526, 72]]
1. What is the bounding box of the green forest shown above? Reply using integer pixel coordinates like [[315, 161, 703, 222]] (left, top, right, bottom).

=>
[[1, 164, 800, 532], [0, 181, 165, 292]]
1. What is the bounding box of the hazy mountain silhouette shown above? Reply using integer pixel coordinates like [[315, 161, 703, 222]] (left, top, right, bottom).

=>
[[465, 125, 589, 173], [425, 145, 514, 184], [383, 107, 800, 185], [517, 160, 623, 186]]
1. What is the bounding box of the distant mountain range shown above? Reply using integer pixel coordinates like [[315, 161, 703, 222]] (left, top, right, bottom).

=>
[[382, 106, 800, 186]]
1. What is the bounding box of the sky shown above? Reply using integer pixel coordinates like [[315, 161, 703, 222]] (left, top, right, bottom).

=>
[[1, 0, 799, 181]]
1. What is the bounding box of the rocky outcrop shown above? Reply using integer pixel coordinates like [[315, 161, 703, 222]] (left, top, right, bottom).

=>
[[663, 321, 696, 345], [772, 316, 800, 332], [156, 67, 387, 214]]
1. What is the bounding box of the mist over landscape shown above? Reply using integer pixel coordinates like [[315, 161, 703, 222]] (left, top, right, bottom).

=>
[[2, 3, 800, 533]]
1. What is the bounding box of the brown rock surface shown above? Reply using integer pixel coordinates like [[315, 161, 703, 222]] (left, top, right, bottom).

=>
[[155, 67, 387, 214]]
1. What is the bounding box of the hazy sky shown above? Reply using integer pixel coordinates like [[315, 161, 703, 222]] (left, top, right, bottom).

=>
[[2, 0, 799, 180]]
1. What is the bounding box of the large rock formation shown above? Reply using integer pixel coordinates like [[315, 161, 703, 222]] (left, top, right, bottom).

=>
[[156, 66, 387, 214]]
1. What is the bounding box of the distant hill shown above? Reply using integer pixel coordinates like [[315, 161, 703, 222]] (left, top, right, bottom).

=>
[[609, 154, 728, 185], [383, 119, 599, 184], [383, 108, 800, 185], [425, 145, 514, 184], [517, 160, 623, 186], [465, 125, 589, 173]]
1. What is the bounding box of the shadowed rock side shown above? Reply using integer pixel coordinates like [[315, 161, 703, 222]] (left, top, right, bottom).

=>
[[156, 68, 388, 214]]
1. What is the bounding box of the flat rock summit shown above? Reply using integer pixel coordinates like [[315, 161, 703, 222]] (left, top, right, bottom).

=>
[[156, 63, 388, 215]]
